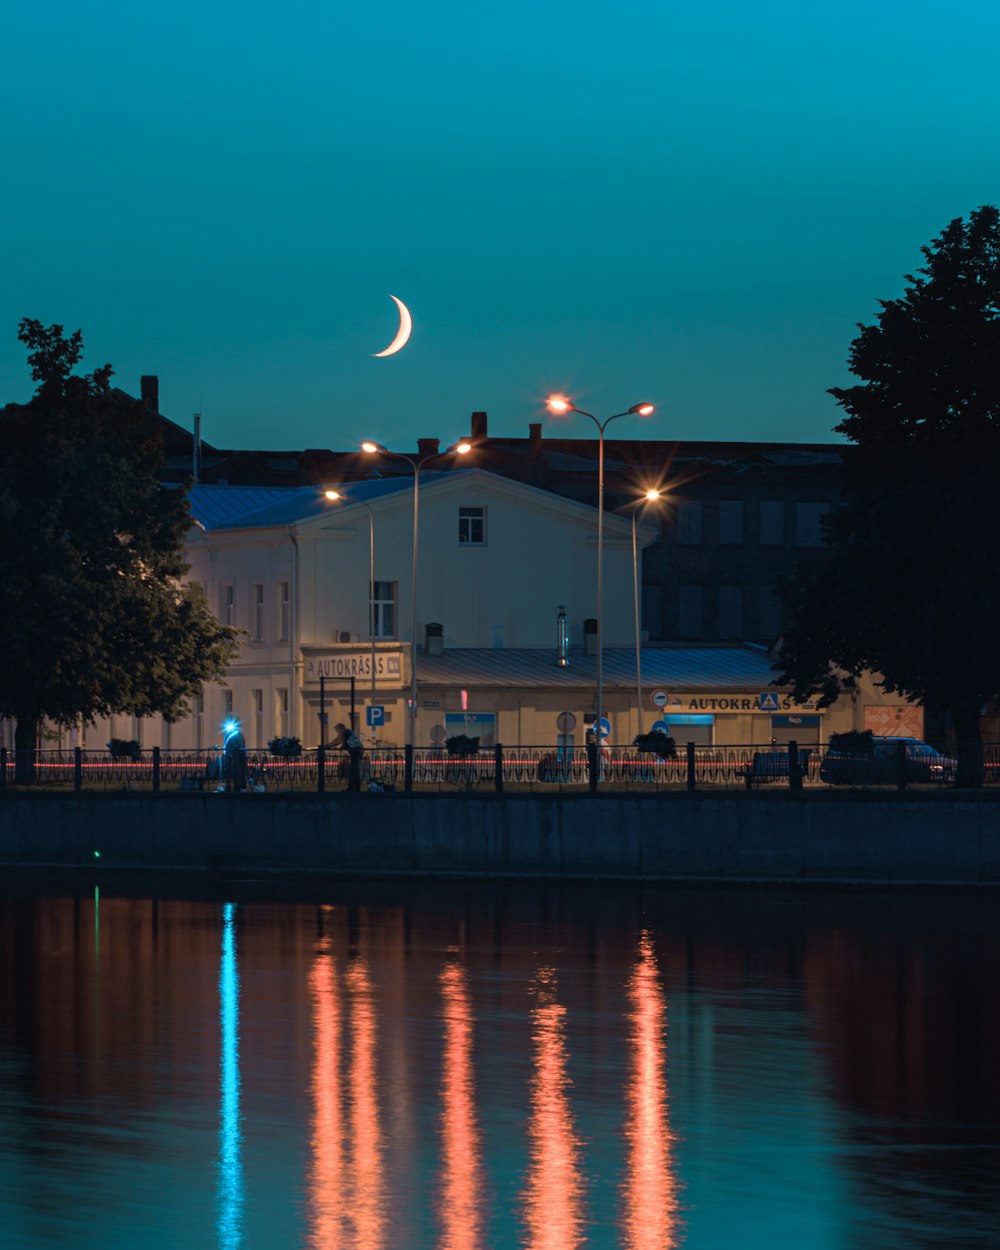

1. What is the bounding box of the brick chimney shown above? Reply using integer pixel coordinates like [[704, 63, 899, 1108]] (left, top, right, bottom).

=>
[[140, 375, 159, 412], [470, 411, 488, 442], [529, 422, 543, 455], [417, 437, 440, 459]]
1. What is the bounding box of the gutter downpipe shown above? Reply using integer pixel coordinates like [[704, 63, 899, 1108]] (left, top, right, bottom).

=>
[[289, 525, 299, 741]]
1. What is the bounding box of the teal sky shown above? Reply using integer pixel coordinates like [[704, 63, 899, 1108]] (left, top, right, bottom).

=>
[[2, 0, 997, 450]]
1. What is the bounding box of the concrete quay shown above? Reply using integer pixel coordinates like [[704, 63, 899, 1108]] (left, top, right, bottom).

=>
[[2, 791, 1000, 887]]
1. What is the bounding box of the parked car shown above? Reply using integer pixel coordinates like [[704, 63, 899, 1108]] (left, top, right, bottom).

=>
[[819, 737, 957, 785]]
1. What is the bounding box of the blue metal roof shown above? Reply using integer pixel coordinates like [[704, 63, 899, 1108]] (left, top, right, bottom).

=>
[[188, 477, 415, 530], [416, 646, 784, 689]]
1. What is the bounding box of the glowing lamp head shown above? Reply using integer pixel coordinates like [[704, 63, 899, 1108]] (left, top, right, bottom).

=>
[[223, 720, 239, 737], [324, 489, 341, 501], [452, 441, 472, 455], [361, 441, 381, 454], [546, 394, 573, 415], [630, 403, 655, 417], [644, 488, 662, 502]]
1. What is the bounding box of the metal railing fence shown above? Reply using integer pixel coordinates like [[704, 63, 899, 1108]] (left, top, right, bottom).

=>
[[2, 741, 998, 794]]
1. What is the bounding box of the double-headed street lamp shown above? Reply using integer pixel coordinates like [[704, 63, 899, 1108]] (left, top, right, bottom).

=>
[[630, 489, 663, 737], [361, 439, 472, 747], [545, 395, 654, 764], [323, 489, 378, 742]]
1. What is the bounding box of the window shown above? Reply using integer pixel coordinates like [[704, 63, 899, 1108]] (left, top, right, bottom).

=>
[[278, 582, 289, 641], [677, 585, 703, 638], [251, 689, 263, 749], [459, 506, 486, 545], [718, 500, 744, 545], [759, 500, 785, 545], [676, 499, 703, 545], [223, 689, 234, 720], [372, 581, 396, 639], [194, 694, 204, 751], [757, 587, 783, 638], [718, 585, 743, 637], [275, 688, 289, 737], [220, 584, 235, 626], [252, 584, 264, 641], [795, 502, 829, 547]]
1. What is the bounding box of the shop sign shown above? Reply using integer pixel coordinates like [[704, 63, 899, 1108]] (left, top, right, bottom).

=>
[[661, 692, 816, 713], [304, 650, 403, 685]]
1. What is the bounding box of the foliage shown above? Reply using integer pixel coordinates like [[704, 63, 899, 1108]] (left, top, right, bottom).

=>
[[634, 731, 676, 758], [445, 734, 479, 756], [827, 730, 874, 755], [0, 320, 239, 776], [268, 736, 302, 756], [776, 206, 1000, 785], [107, 738, 142, 759]]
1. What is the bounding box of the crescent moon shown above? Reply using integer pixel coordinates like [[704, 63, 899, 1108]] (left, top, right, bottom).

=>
[[373, 294, 413, 357]]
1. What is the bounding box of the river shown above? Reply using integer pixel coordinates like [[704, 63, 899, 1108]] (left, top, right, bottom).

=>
[[1, 877, 998, 1248]]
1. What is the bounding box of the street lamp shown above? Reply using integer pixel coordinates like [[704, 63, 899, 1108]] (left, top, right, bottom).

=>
[[361, 439, 472, 748], [545, 395, 654, 768], [630, 489, 663, 737], [324, 489, 378, 743]]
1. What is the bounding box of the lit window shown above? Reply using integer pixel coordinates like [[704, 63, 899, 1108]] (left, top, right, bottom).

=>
[[458, 506, 486, 545]]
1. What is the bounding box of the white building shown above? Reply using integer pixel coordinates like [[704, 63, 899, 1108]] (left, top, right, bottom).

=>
[[38, 468, 914, 755]]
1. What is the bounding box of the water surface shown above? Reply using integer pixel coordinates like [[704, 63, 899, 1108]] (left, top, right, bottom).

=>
[[1, 879, 998, 1248]]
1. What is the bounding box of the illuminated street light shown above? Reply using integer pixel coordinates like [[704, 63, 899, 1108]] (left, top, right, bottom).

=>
[[545, 394, 655, 774], [361, 439, 472, 750], [323, 489, 378, 743], [630, 488, 664, 737]]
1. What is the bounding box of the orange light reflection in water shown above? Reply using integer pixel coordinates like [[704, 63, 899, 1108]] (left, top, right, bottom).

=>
[[307, 934, 343, 1249], [438, 961, 484, 1250], [521, 967, 586, 1250], [621, 931, 680, 1250], [347, 958, 384, 1250]]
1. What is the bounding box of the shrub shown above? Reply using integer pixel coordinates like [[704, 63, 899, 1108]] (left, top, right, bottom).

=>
[[107, 738, 141, 760], [445, 734, 479, 756], [828, 730, 874, 754], [268, 736, 302, 757]]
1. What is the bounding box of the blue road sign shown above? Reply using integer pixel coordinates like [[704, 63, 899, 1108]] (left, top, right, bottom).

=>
[[366, 705, 385, 727], [650, 719, 671, 733], [599, 717, 612, 739], [758, 691, 780, 711]]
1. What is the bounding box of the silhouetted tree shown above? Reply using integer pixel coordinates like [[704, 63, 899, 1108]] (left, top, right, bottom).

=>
[[0, 320, 239, 781], [777, 206, 1000, 786]]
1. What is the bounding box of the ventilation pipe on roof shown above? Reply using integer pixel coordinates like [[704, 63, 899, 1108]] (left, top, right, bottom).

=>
[[193, 413, 202, 483], [425, 622, 443, 655], [471, 411, 488, 442], [557, 605, 570, 667], [583, 617, 598, 656]]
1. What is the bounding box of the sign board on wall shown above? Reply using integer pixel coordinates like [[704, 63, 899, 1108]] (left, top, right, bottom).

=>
[[304, 651, 403, 685], [651, 692, 816, 713], [864, 704, 924, 738]]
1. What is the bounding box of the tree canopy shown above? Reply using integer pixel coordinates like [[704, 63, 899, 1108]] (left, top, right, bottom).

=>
[[776, 206, 1000, 784], [0, 320, 239, 773]]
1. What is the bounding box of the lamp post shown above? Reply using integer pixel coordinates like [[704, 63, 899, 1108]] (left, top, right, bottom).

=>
[[361, 439, 472, 748], [324, 490, 379, 744], [546, 396, 653, 771], [630, 489, 663, 738]]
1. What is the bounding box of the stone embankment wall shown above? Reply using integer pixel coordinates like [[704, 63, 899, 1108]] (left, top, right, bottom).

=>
[[2, 793, 999, 886]]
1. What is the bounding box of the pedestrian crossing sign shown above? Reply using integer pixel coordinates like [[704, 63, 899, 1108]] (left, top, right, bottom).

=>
[[758, 691, 780, 711]]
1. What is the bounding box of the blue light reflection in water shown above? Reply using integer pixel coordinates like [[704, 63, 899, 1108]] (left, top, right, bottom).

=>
[[217, 902, 244, 1250], [1, 884, 1000, 1249]]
